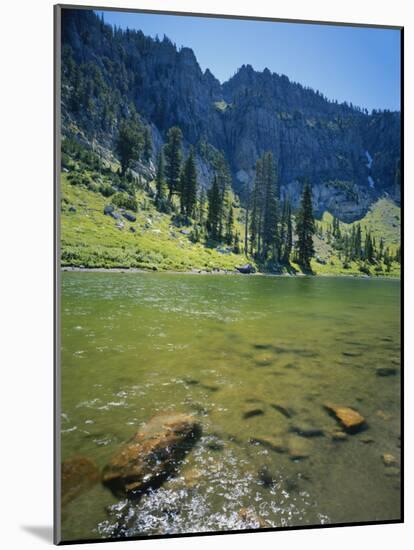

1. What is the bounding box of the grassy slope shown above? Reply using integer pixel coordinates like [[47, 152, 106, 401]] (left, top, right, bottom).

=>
[[61, 174, 248, 271], [61, 174, 400, 277], [308, 198, 400, 277]]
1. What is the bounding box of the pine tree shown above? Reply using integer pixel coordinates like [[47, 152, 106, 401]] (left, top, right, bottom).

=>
[[394, 158, 401, 195], [155, 149, 166, 203], [164, 126, 183, 200], [282, 199, 293, 264], [355, 224, 362, 260], [143, 126, 153, 163], [116, 118, 143, 175], [378, 237, 384, 261], [226, 206, 234, 245], [395, 245, 401, 263], [198, 188, 207, 227], [180, 148, 198, 218], [364, 231, 374, 263], [250, 158, 263, 255], [262, 152, 279, 260], [295, 181, 315, 270], [207, 176, 221, 240], [215, 157, 232, 240], [234, 232, 241, 254]]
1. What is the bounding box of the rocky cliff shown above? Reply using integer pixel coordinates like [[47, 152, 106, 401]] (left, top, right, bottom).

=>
[[61, 8, 401, 221]]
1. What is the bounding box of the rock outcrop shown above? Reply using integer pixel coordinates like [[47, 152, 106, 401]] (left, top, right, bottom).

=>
[[102, 413, 202, 497]]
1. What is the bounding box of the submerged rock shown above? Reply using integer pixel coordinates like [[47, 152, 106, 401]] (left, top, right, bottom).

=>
[[384, 467, 400, 478], [204, 434, 225, 451], [382, 453, 398, 467], [182, 467, 203, 489], [323, 403, 366, 433], [331, 429, 348, 441], [376, 409, 392, 421], [102, 413, 202, 497], [61, 456, 100, 506], [239, 507, 267, 528], [287, 436, 311, 461], [250, 436, 288, 453], [342, 351, 362, 357], [360, 436, 375, 444], [254, 353, 273, 367], [270, 403, 294, 418], [242, 408, 264, 419], [290, 423, 325, 438], [258, 465, 276, 488], [376, 367, 398, 377]]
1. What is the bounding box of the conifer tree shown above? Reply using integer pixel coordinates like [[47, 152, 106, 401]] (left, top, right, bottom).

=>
[[215, 157, 232, 240], [207, 176, 221, 240], [198, 188, 207, 227], [395, 245, 401, 263], [226, 206, 234, 245], [364, 231, 374, 263], [180, 148, 198, 218], [282, 200, 293, 263], [250, 158, 263, 255], [164, 126, 183, 200], [295, 181, 315, 270], [379, 237, 385, 261], [155, 149, 166, 203], [143, 126, 153, 163], [116, 118, 143, 175], [355, 224, 362, 260], [262, 152, 279, 260]]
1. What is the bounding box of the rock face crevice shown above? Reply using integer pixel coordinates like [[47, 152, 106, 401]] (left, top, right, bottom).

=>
[[61, 9, 401, 221]]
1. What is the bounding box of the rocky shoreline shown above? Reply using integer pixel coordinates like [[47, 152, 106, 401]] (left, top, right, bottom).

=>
[[60, 266, 400, 280]]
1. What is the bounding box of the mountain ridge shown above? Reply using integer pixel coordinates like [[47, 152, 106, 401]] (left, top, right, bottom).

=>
[[61, 8, 401, 222]]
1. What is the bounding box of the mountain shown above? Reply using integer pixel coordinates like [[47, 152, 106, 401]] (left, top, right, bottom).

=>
[[60, 8, 401, 222]]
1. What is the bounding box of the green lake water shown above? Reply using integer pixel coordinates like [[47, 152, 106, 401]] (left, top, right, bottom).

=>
[[60, 272, 401, 541]]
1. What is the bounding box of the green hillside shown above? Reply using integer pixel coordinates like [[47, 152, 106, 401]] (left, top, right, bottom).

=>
[[61, 171, 400, 277], [61, 174, 248, 272], [310, 198, 400, 277]]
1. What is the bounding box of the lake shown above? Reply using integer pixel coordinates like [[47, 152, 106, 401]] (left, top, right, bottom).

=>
[[60, 272, 401, 541]]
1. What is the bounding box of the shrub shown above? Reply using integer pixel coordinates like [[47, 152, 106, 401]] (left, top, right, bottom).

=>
[[359, 263, 371, 276], [87, 180, 100, 193], [100, 182, 115, 197], [171, 213, 192, 227], [111, 192, 138, 212], [67, 171, 93, 188]]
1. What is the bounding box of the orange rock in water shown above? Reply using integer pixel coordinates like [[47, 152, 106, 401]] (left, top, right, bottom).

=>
[[323, 403, 366, 433], [61, 456, 100, 506], [102, 413, 202, 497]]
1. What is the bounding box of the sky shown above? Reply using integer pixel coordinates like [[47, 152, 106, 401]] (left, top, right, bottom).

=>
[[96, 9, 401, 112]]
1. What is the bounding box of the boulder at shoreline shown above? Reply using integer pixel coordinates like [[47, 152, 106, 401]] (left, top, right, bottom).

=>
[[102, 413, 202, 497]]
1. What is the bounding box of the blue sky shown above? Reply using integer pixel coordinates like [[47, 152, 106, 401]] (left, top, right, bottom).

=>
[[96, 9, 401, 112]]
